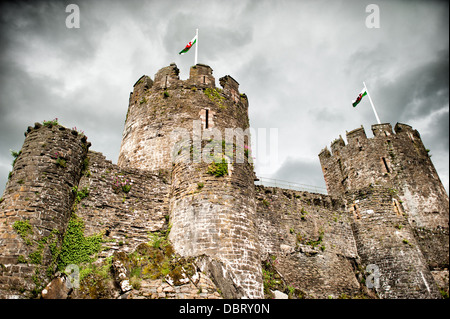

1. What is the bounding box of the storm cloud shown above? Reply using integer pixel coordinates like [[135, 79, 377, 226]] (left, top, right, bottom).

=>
[[0, 0, 448, 195]]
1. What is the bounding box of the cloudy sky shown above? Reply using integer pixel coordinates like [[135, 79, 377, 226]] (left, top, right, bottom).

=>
[[0, 0, 448, 196]]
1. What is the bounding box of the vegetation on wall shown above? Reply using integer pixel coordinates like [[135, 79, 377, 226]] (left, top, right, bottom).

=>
[[57, 214, 103, 271], [204, 88, 226, 109], [207, 159, 228, 177], [112, 175, 133, 193], [42, 118, 59, 126], [51, 152, 67, 168], [262, 255, 305, 299]]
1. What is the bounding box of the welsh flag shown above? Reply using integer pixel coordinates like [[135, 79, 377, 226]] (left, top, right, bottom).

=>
[[179, 34, 197, 55], [352, 88, 367, 107]]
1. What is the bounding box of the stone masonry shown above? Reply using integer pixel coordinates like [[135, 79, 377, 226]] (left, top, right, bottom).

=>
[[0, 63, 448, 299], [319, 122, 449, 298], [0, 123, 89, 298]]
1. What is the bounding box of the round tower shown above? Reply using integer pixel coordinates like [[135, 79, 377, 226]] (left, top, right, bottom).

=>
[[0, 122, 89, 298], [319, 123, 449, 269], [118, 63, 219, 172], [118, 64, 263, 298]]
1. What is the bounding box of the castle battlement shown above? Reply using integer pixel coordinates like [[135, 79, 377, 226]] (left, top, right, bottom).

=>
[[319, 123, 424, 160], [118, 63, 248, 173], [131, 63, 241, 97]]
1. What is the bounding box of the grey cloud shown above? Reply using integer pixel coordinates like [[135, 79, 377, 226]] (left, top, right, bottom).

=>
[[0, 0, 448, 196], [422, 109, 449, 153], [271, 157, 326, 190], [376, 50, 449, 124], [0, 1, 108, 64]]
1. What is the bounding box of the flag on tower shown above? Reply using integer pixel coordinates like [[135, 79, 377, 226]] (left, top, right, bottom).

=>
[[179, 34, 197, 55], [352, 82, 382, 124], [352, 88, 367, 107]]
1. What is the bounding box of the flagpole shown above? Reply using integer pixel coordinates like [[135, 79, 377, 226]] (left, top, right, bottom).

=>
[[194, 28, 198, 65], [363, 81, 381, 124]]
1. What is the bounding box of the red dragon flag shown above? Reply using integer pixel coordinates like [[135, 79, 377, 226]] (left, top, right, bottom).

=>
[[352, 82, 382, 124], [179, 34, 197, 55], [352, 88, 367, 107]]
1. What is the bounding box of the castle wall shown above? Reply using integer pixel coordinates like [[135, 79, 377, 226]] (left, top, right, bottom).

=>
[[118, 64, 250, 173], [347, 185, 441, 298], [0, 123, 89, 298], [1, 63, 447, 300], [74, 151, 170, 255], [254, 185, 363, 298]]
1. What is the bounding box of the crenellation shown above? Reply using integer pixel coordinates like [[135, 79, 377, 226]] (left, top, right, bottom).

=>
[[394, 122, 415, 134], [153, 63, 180, 90], [219, 75, 241, 104], [346, 126, 367, 147], [330, 135, 345, 154], [318, 147, 331, 160], [133, 75, 153, 89], [371, 123, 393, 137], [188, 64, 215, 88]]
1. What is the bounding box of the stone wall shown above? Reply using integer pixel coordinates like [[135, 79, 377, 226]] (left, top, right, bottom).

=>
[[75, 150, 170, 256], [170, 159, 262, 298], [254, 185, 364, 298], [118, 63, 250, 173], [347, 185, 441, 298], [0, 122, 89, 298]]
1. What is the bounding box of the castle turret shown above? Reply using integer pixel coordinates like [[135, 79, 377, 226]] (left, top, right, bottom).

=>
[[0, 122, 89, 298], [319, 123, 449, 231], [118, 64, 263, 298], [319, 123, 449, 298], [119, 64, 218, 173]]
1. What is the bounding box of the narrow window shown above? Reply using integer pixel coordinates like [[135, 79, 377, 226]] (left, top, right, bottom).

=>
[[382, 157, 390, 173], [164, 75, 168, 88], [386, 140, 392, 149], [337, 158, 344, 174], [393, 199, 402, 216], [352, 204, 361, 219], [202, 75, 206, 84], [205, 109, 209, 129]]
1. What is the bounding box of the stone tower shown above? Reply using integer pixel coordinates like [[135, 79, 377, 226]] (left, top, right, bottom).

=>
[[0, 123, 89, 298], [319, 123, 449, 298], [118, 63, 263, 298]]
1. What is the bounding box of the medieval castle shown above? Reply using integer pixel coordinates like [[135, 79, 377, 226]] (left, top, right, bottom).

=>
[[0, 63, 448, 299]]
